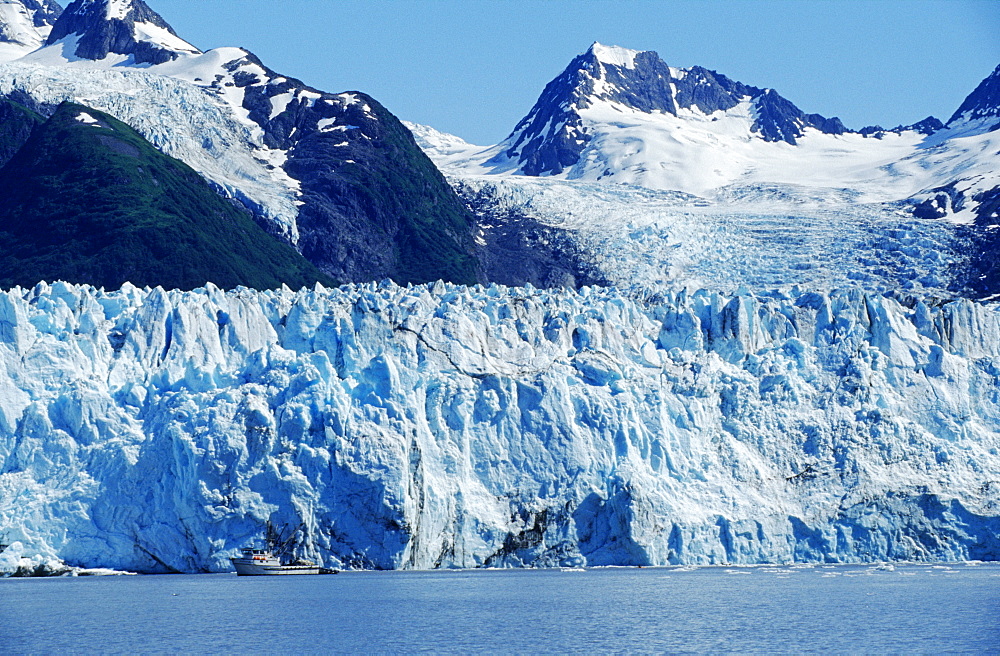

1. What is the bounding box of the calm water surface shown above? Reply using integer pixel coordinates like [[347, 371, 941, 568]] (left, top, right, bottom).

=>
[[1, 563, 998, 654]]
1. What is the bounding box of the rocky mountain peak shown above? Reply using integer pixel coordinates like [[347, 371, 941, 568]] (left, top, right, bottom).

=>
[[494, 43, 847, 177], [587, 42, 641, 69], [0, 0, 62, 54], [45, 0, 198, 64], [577, 42, 680, 114], [948, 63, 1000, 130]]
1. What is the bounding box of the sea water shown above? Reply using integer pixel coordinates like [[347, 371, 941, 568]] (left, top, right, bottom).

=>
[[1, 564, 998, 654]]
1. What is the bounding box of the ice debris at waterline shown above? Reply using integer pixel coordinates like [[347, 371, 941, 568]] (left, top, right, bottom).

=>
[[0, 280, 998, 574]]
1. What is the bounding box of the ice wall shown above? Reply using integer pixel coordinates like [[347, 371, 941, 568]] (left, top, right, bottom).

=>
[[1, 281, 998, 573]]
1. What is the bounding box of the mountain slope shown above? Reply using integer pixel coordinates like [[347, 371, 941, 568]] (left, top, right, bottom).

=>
[[45, 0, 198, 64], [0, 0, 60, 62], [0, 101, 335, 290], [948, 63, 1000, 129], [287, 93, 479, 285], [0, 96, 43, 165], [157, 48, 480, 284], [155, 47, 479, 284], [0, 0, 480, 286]]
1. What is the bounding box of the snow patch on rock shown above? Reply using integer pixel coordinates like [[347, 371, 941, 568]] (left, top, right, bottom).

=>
[[589, 42, 640, 70]]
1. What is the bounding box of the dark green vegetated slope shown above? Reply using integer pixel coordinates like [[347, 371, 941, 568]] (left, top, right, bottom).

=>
[[287, 93, 480, 286], [0, 98, 45, 167], [0, 102, 336, 291]]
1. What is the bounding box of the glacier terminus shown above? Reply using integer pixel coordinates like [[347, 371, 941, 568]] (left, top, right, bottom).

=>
[[1, 280, 998, 573]]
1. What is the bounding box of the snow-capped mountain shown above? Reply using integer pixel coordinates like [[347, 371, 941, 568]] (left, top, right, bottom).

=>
[[948, 63, 1000, 130], [432, 43, 999, 222], [44, 0, 198, 64], [0, 0, 59, 61], [493, 42, 848, 178], [409, 45, 1000, 297], [0, 0, 478, 285]]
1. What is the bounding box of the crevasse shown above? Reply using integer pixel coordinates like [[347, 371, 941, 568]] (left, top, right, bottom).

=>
[[0, 280, 998, 573]]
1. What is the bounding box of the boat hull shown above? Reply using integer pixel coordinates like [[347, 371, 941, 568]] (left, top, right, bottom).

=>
[[231, 559, 320, 576]]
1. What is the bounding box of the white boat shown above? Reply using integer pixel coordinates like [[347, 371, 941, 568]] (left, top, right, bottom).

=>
[[231, 522, 339, 576], [230, 548, 320, 576]]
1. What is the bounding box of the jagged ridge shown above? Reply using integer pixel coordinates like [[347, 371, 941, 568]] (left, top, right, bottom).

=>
[[496, 42, 849, 176], [949, 63, 1000, 128], [46, 0, 198, 64]]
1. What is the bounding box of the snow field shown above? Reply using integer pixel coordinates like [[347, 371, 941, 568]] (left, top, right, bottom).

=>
[[429, 103, 999, 221], [0, 0, 48, 61]]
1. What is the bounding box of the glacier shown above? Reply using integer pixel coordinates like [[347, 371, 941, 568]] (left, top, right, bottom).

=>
[[453, 175, 972, 297], [409, 115, 994, 299], [1, 280, 998, 573]]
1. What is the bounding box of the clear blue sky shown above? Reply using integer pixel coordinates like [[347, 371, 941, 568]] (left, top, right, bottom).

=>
[[149, 0, 1000, 145]]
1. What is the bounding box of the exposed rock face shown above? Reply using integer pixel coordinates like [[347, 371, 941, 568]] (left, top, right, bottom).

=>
[[949, 64, 1000, 129], [963, 185, 1000, 298], [287, 102, 480, 285], [46, 0, 197, 64], [455, 179, 611, 289], [859, 116, 945, 138], [209, 50, 480, 285], [24, 0, 61, 21], [495, 43, 849, 176], [18, 0, 62, 26]]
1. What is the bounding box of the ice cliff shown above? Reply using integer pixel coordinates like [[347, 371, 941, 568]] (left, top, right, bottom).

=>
[[1, 280, 998, 573]]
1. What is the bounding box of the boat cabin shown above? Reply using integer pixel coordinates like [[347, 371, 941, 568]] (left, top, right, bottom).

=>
[[239, 548, 281, 565]]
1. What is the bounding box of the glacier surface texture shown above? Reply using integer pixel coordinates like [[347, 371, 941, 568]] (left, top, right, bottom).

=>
[[1, 281, 999, 573]]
